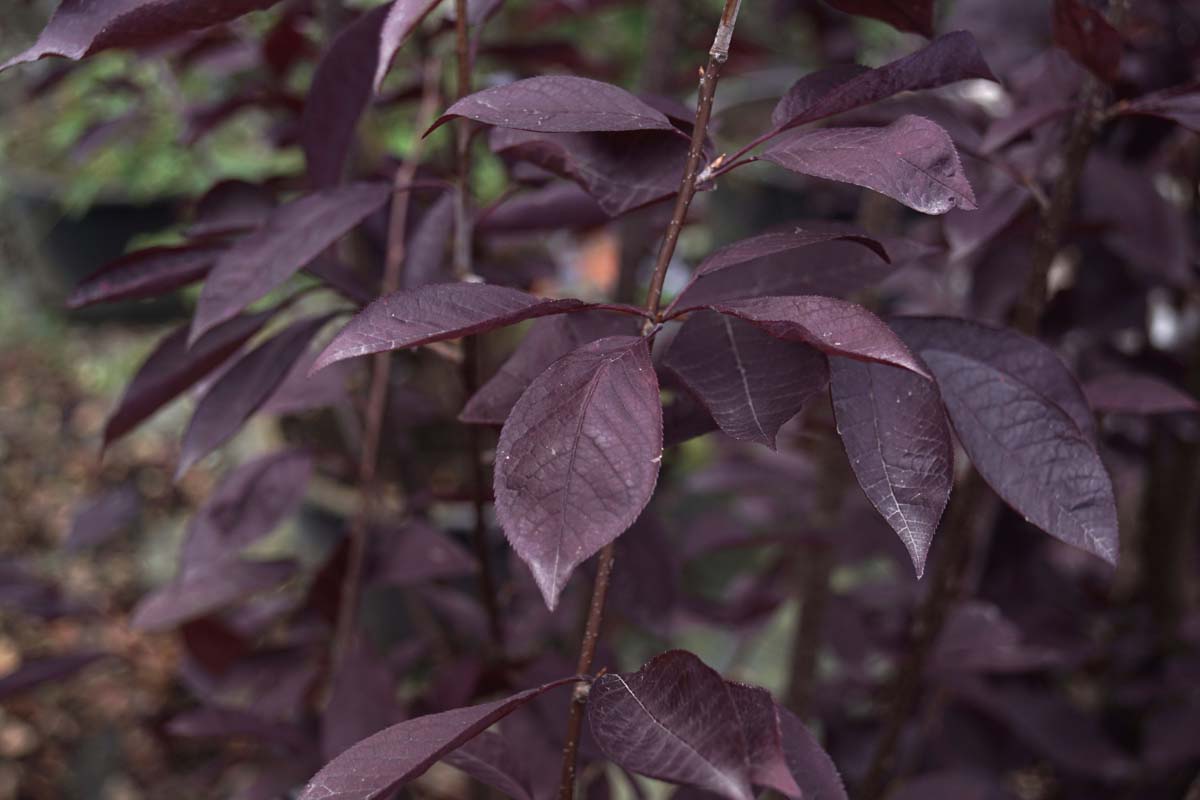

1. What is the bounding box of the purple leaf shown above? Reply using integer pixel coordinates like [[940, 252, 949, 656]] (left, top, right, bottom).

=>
[[166, 706, 311, 753], [188, 179, 276, 239], [178, 317, 332, 476], [662, 311, 829, 448], [461, 310, 637, 425], [830, 356, 953, 575], [432, 76, 675, 135], [931, 602, 1062, 675], [943, 185, 1031, 259], [771, 31, 996, 132], [302, 5, 390, 189], [587, 650, 756, 800], [887, 771, 1017, 800], [191, 183, 390, 342], [67, 242, 223, 309], [104, 310, 273, 447], [0, 653, 107, 700], [66, 484, 141, 551], [1083, 372, 1200, 416], [681, 295, 930, 379], [691, 227, 890, 282], [1117, 80, 1200, 132], [478, 181, 611, 233], [495, 336, 662, 610], [724, 684, 804, 797], [490, 127, 696, 216], [131, 560, 295, 632], [312, 282, 623, 371], [322, 637, 404, 759], [760, 116, 977, 215], [0, 0, 283, 71], [891, 317, 1118, 565], [371, 522, 478, 586], [403, 191, 457, 289], [1053, 0, 1122, 84], [822, 0, 934, 37], [771, 65, 872, 127], [261, 346, 353, 415], [441, 730, 536, 800], [374, 0, 443, 91], [980, 100, 1074, 154], [296, 678, 579, 800], [776, 705, 848, 800]]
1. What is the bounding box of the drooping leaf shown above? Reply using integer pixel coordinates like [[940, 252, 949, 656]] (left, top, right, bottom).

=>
[[678, 295, 930, 379], [776, 705, 848, 800], [297, 678, 579, 800], [191, 183, 390, 342], [460, 310, 637, 425], [1083, 372, 1200, 416], [441, 730, 536, 800], [724, 684, 803, 797], [262, 345, 353, 415], [1053, 0, 1122, 84], [980, 100, 1074, 154], [178, 317, 332, 476], [587, 650, 756, 800], [771, 67, 871, 129], [302, 5, 390, 189], [490, 127, 696, 216], [312, 282, 624, 371], [822, 0, 935, 37], [431, 76, 675, 135], [829, 356, 953, 575], [131, 560, 295, 632], [67, 243, 223, 309], [477, 181, 611, 233], [891, 317, 1118, 564], [770, 31, 996, 132], [943, 185, 1031, 258], [692, 227, 890, 280], [662, 311, 829, 448], [759, 116, 977, 215], [66, 484, 141, 551], [495, 336, 662, 610], [0, 0, 283, 72], [1117, 80, 1200, 132], [374, 0, 443, 91], [104, 311, 273, 447]]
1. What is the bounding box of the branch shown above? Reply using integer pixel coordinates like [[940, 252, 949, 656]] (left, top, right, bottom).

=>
[[556, 3, 743, 798]]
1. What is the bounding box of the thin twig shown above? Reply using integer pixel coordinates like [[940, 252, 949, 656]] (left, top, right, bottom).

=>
[[556, 3, 743, 798], [334, 56, 443, 660], [453, 0, 505, 650]]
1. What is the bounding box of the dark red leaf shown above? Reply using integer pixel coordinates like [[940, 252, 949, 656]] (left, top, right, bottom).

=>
[[1, 0, 283, 71], [822, 0, 934, 37], [460, 310, 637, 425], [771, 31, 995, 132], [191, 183, 390, 342], [495, 336, 662, 610], [374, 0, 443, 91], [662, 311, 829, 448], [490, 127, 696, 217], [891, 317, 1118, 564], [312, 283, 621, 372], [830, 356, 953, 575], [1053, 0, 1122, 84], [682, 295, 930, 379], [67, 243, 223, 309], [131, 560, 295, 632], [296, 678, 579, 800], [432, 76, 675, 135], [178, 317, 332, 476], [104, 310, 273, 447], [760, 116, 977, 215], [1084, 372, 1200, 416], [66, 484, 141, 551], [1117, 81, 1200, 132], [302, 5, 390, 189]]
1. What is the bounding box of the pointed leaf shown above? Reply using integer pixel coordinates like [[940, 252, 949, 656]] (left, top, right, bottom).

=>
[[191, 182, 390, 342], [776, 706, 848, 800], [760, 115, 977, 215], [1084, 372, 1200, 416], [0, 653, 107, 700], [372, 521, 478, 586], [322, 637, 404, 759], [891, 318, 1117, 564], [461, 310, 637, 425], [694, 228, 889, 281], [683, 295, 930, 379], [442, 730, 536, 800], [829, 356, 953, 575], [478, 181, 611, 233], [179, 317, 332, 476], [374, 0, 443, 91], [587, 650, 754, 800], [403, 191, 457, 289], [66, 484, 141, 551], [1, 0, 283, 72], [1053, 0, 1122, 84], [303, 5, 390, 189], [1117, 81, 1200, 132], [432, 76, 675, 134], [771, 65, 871, 128], [67, 243, 223, 309], [495, 336, 662, 610], [313, 283, 617, 371], [131, 560, 295, 632], [823, 0, 934, 36], [771, 31, 995, 131], [724, 684, 802, 797], [662, 311, 829, 448], [297, 678, 579, 800], [104, 311, 273, 447]]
